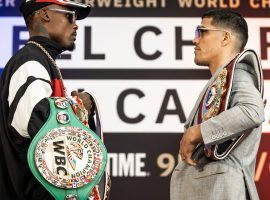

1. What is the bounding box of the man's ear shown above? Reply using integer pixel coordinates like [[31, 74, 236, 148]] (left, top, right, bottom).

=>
[[221, 31, 232, 47], [39, 9, 50, 22]]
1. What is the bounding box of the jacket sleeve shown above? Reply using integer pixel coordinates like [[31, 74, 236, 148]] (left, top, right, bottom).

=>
[[200, 63, 265, 145], [8, 60, 52, 138]]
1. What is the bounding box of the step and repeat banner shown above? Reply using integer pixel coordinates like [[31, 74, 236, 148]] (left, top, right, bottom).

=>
[[1, 1, 270, 199]]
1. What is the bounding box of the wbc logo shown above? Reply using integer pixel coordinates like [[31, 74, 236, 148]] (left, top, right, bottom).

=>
[[34, 126, 103, 189], [66, 142, 84, 171]]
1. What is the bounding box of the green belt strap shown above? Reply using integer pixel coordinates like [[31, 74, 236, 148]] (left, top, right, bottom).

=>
[[28, 97, 107, 200]]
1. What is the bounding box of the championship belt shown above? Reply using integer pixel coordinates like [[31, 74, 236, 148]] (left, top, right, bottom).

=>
[[27, 97, 107, 200], [198, 49, 264, 160]]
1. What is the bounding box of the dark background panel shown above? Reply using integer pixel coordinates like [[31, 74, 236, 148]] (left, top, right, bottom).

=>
[[103, 133, 270, 200], [90, 1, 270, 18], [254, 134, 270, 200], [60, 69, 270, 80], [104, 133, 181, 200]]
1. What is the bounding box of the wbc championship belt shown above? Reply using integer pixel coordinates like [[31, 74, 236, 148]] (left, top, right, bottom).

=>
[[27, 97, 107, 200]]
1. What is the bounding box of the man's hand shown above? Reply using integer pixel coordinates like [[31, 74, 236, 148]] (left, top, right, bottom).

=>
[[71, 90, 95, 117], [180, 125, 203, 166]]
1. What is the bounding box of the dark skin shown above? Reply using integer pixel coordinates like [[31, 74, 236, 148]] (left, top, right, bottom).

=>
[[71, 91, 95, 117], [29, 4, 93, 116], [29, 4, 78, 50]]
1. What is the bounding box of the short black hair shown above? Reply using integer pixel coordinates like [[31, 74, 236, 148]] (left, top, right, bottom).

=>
[[202, 9, 248, 51]]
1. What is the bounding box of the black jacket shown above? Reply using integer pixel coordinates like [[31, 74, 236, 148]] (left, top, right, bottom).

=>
[[0, 36, 65, 200]]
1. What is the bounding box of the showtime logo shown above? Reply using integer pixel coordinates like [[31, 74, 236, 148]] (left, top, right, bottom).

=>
[[108, 153, 149, 177]]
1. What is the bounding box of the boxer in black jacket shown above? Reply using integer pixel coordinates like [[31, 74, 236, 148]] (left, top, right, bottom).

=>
[[0, 1, 91, 199]]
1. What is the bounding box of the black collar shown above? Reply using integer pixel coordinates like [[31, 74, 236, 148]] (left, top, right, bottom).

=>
[[29, 36, 64, 60]]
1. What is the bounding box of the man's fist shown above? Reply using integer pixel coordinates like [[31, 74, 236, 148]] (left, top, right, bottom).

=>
[[71, 90, 96, 118]]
